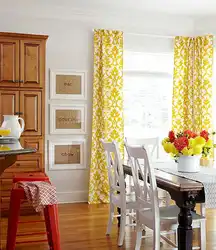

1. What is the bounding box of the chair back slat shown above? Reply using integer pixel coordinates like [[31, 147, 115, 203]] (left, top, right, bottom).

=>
[[101, 139, 126, 203], [125, 137, 159, 159], [125, 141, 159, 218]]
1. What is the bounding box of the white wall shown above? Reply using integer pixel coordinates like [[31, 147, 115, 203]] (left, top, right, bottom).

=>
[[0, 4, 195, 203], [194, 16, 216, 35]]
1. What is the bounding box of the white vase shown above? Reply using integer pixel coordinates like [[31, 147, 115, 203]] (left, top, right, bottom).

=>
[[177, 155, 201, 173]]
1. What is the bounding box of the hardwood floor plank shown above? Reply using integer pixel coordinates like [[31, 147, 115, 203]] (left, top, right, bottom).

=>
[[1, 203, 215, 249]]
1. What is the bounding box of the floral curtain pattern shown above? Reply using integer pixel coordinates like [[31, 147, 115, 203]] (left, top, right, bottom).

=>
[[172, 35, 213, 133], [193, 36, 214, 132], [88, 29, 124, 204]]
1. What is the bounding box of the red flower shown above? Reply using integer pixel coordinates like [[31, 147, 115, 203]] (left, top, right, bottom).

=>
[[200, 130, 209, 141], [168, 130, 175, 143], [183, 130, 192, 138], [191, 132, 197, 138], [174, 137, 189, 151]]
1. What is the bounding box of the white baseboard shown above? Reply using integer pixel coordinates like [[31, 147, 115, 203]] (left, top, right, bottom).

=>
[[57, 190, 88, 204]]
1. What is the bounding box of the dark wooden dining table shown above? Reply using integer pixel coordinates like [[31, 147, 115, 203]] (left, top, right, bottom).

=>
[[123, 164, 205, 250], [0, 140, 37, 249]]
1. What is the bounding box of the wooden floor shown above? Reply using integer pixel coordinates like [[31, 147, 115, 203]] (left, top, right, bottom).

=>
[[1, 203, 216, 249]]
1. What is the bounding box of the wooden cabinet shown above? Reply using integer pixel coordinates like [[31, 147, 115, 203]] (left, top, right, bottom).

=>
[[0, 90, 42, 135], [0, 39, 19, 87], [0, 37, 45, 89], [0, 90, 19, 124], [20, 40, 45, 88], [20, 91, 42, 136], [0, 32, 48, 215]]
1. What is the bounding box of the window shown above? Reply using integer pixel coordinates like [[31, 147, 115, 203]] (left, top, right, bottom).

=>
[[124, 51, 173, 157]]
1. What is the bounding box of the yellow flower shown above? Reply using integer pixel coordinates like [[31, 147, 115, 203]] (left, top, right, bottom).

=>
[[205, 139, 213, 148], [163, 143, 178, 154], [182, 147, 193, 156], [193, 145, 203, 155], [162, 137, 170, 146], [163, 143, 172, 153], [194, 136, 206, 146], [188, 138, 195, 148]]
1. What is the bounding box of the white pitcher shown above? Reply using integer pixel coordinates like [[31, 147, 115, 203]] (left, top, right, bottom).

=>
[[1, 115, 25, 139]]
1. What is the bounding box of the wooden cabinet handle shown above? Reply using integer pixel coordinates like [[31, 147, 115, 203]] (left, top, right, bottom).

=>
[[16, 163, 20, 167]]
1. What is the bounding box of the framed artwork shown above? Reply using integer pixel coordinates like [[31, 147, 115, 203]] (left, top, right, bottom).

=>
[[50, 69, 87, 100], [48, 139, 86, 170], [50, 104, 87, 134]]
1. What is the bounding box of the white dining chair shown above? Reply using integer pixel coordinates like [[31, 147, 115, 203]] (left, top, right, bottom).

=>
[[125, 137, 171, 206], [101, 139, 137, 246], [124, 142, 206, 250]]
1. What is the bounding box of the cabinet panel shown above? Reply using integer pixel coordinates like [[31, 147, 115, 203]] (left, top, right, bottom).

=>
[[0, 178, 12, 191], [0, 172, 15, 179], [0, 38, 19, 87], [20, 40, 45, 88], [0, 90, 19, 124], [20, 137, 43, 154], [20, 91, 42, 136], [1, 196, 34, 216], [5, 154, 42, 173]]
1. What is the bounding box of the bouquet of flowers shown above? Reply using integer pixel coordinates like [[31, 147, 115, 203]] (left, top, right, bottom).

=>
[[162, 130, 215, 161]]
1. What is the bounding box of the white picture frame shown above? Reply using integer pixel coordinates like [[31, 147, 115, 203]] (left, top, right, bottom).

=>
[[50, 69, 87, 100], [50, 104, 87, 134], [48, 139, 86, 170]]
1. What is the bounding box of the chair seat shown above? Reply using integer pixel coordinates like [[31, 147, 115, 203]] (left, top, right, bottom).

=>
[[160, 205, 205, 221], [111, 192, 137, 209], [140, 205, 205, 220], [139, 205, 205, 230]]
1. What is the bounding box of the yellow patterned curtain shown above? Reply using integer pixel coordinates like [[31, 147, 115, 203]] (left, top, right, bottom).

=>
[[172, 35, 213, 133], [88, 29, 124, 204]]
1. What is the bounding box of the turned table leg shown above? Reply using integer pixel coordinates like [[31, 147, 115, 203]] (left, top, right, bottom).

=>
[[177, 207, 193, 250]]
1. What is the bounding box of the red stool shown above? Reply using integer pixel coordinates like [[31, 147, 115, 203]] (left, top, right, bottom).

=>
[[6, 173, 61, 250]]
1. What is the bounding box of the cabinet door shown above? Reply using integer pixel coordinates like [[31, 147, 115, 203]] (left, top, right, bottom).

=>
[[20, 39, 45, 88], [20, 91, 42, 136], [0, 39, 19, 87], [0, 90, 19, 124]]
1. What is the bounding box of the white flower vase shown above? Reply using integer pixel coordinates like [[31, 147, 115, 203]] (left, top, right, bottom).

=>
[[177, 155, 201, 173]]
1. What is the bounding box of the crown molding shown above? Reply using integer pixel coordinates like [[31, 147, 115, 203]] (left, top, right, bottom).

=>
[[0, 4, 192, 22]]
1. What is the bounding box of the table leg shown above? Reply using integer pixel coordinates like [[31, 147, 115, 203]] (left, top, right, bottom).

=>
[[177, 207, 193, 250], [117, 207, 121, 227], [174, 192, 196, 250]]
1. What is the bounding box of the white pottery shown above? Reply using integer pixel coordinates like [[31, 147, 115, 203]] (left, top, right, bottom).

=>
[[177, 155, 201, 173], [1, 115, 25, 139]]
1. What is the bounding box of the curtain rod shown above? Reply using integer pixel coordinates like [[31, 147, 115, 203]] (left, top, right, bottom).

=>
[[93, 29, 212, 39], [92, 29, 174, 39]]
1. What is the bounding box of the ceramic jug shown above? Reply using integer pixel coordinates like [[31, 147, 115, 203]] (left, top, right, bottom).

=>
[[1, 115, 25, 139]]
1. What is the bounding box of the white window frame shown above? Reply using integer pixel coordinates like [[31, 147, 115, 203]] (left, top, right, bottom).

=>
[[123, 68, 173, 136]]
